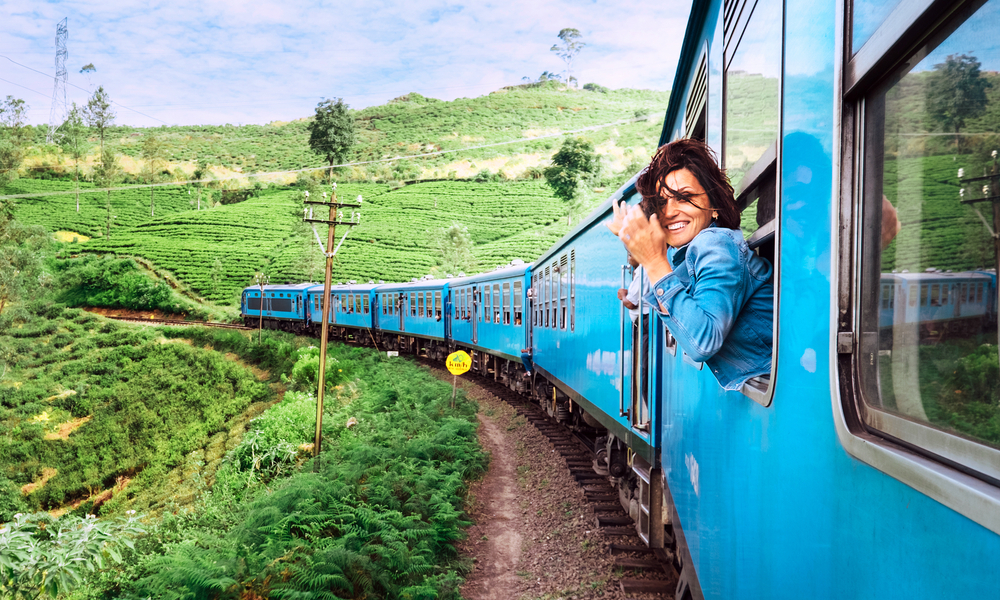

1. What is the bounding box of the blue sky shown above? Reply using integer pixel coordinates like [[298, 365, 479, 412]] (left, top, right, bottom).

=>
[[1, 0, 692, 127]]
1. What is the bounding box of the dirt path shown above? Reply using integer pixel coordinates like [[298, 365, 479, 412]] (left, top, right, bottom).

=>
[[441, 372, 641, 600]]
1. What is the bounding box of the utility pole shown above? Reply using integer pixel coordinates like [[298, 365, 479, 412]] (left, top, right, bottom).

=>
[[304, 184, 362, 462], [957, 149, 1000, 373], [254, 272, 269, 343]]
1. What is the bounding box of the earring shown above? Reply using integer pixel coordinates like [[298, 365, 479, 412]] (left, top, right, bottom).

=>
[[712, 211, 718, 221]]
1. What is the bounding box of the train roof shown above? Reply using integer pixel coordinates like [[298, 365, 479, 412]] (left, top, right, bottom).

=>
[[448, 262, 531, 286], [881, 271, 994, 282], [243, 282, 316, 292], [319, 283, 381, 293], [375, 278, 451, 292]]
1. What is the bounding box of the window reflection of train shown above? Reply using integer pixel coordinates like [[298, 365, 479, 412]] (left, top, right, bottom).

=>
[[879, 271, 997, 336], [242, 0, 1000, 596]]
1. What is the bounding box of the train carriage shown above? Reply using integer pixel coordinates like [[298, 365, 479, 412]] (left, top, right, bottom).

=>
[[306, 283, 380, 344], [375, 279, 451, 360], [449, 262, 531, 391], [240, 283, 313, 332]]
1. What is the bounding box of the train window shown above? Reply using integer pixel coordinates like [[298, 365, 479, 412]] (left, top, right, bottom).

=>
[[560, 255, 568, 330], [417, 293, 424, 318], [570, 250, 575, 331], [853, 0, 1000, 483], [503, 282, 510, 325], [513, 281, 522, 326], [551, 261, 559, 328], [435, 291, 442, 320], [483, 285, 491, 322], [410, 293, 416, 317], [544, 266, 551, 328], [355, 295, 362, 315], [851, 0, 903, 55], [492, 285, 500, 323], [363, 295, 369, 315]]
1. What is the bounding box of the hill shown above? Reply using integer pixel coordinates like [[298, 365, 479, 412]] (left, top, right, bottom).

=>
[[6, 84, 667, 303]]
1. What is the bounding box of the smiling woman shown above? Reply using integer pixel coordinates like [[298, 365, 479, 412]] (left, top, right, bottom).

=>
[[609, 138, 773, 390]]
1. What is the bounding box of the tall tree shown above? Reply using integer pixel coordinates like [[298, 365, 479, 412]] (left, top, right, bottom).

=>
[[307, 98, 356, 184], [436, 221, 475, 276], [141, 135, 165, 216], [56, 103, 91, 212], [82, 86, 115, 157], [926, 53, 992, 151], [550, 28, 585, 88], [544, 137, 600, 202], [93, 146, 121, 240], [0, 96, 30, 186]]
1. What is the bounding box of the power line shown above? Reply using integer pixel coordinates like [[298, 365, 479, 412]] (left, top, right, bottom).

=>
[[0, 54, 170, 125], [0, 114, 654, 200]]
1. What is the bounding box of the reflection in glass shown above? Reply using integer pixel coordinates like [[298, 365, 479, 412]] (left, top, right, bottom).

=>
[[852, 0, 903, 54], [724, 0, 781, 190], [864, 0, 1000, 451]]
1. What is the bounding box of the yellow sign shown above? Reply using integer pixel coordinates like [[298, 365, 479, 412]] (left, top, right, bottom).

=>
[[446, 350, 472, 375]]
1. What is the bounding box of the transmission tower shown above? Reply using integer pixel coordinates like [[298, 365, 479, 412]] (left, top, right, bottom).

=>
[[47, 18, 68, 144]]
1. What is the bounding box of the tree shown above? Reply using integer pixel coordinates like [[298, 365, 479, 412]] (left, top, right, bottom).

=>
[[926, 53, 992, 152], [436, 221, 475, 276], [550, 28, 585, 88], [307, 98, 356, 184], [0, 96, 30, 186], [141, 135, 166, 216], [56, 103, 92, 212], [93, 146, 122, 239], [82, 86, 115, 157], [544, 137, 600, 202], [0, 512, 144, 600], [0, 199, 47, 317]]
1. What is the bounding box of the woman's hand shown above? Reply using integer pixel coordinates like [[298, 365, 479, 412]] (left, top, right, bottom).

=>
[[619, 205, 672, 281], [606, 200, 628, 236]]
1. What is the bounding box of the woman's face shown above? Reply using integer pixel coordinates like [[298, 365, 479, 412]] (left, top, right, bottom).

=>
[[656, 168, 715, 248]]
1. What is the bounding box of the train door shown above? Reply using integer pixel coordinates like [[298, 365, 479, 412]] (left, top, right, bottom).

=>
[[472, 286, 479, 344], [399, 293, 405, 331], [444, 290, 452, 340]]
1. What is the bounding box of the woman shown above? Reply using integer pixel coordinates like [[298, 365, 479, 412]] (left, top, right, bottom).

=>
[[608, 139, 773, 391]]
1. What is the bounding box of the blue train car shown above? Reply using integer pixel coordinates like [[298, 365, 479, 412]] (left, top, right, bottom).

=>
[[879, 272, 994, 334], [305, 283, 380, 344], [625, 0, 1000, 597], [449, 262, 531, 390], [241, 283, 313, 332], [374, 279, 450, 360]]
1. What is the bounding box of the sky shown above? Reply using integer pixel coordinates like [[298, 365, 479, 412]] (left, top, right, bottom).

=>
[[1, 0, 692, 128]]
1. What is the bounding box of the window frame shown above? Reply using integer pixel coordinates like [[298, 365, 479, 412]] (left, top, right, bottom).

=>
[[503, 282, 511, 325], [721, 0, 783, 407], [513, 280, 523, 326], [836, 0, 1000, 535]]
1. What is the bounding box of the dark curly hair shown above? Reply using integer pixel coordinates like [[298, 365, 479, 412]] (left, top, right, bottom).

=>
[[635, 138, 739, 230]]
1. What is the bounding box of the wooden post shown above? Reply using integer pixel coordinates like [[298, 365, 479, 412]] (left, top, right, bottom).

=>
[[314, 191, 338, 463]]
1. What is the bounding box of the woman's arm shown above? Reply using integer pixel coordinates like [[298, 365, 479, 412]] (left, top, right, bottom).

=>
[[642, 232, 745, 362]]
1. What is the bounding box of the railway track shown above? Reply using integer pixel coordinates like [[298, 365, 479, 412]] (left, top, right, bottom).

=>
[[439, 363, 679, 597], [107, 316, 253, 330]]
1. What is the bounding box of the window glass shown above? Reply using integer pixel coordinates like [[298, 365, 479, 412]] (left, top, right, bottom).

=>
[[435, 291, 442, 319], [418, 293, 424, 318], [724, 0, 782, 190], [852, 0, 903, 54], [484, 285, 491, 322], [411, 292, 416, 317], [860, 0, 1000, 456], [503, 282, 511, 325], [363, 295, 369, 314], [544, 268, 551, 328], [493, 284, 501, 323], [560, 255, 569, 330], [355, 294, 362, 314]]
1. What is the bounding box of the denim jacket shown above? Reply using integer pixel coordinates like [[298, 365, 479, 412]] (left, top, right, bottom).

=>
[[642, 224, 773, 390]]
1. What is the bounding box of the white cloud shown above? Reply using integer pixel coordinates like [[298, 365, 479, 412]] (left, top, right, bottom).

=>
[[1, 0, 690, 126]]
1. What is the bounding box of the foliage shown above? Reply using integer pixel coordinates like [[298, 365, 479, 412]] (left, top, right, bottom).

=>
[[52, 255, 179, 313], [544, 137, 600, 202], [550, 28, 585, 87], [0, 199, 50, 317], [0, 512, 144, 600], [927, 53, 992, 145], [435, 221, 475, 276], [0, 96, 30, 186], [82, 87, 115, 156], [308, 98, 357, 183]]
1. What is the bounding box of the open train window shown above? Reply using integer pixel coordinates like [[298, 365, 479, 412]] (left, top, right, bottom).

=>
[[484, 285, 491, 323], [363, 295, 369, 315], [435, 291, 442, 320], [513, 281, 522, 326], [492, 284, 500, 323], [544, 267, 551, 328], [847, 0, 1000, 488], [503, 282, 511, 325], [721, 0, 782, 404]]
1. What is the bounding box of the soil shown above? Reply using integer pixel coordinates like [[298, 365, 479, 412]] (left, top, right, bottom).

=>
[[435, 370, 666, 600]]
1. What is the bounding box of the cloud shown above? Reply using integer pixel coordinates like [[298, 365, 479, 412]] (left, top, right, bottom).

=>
[[1, 0, 690, 126]]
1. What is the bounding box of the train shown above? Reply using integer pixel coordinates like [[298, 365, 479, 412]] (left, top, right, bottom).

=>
[[242, 0, 1000, 596]]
